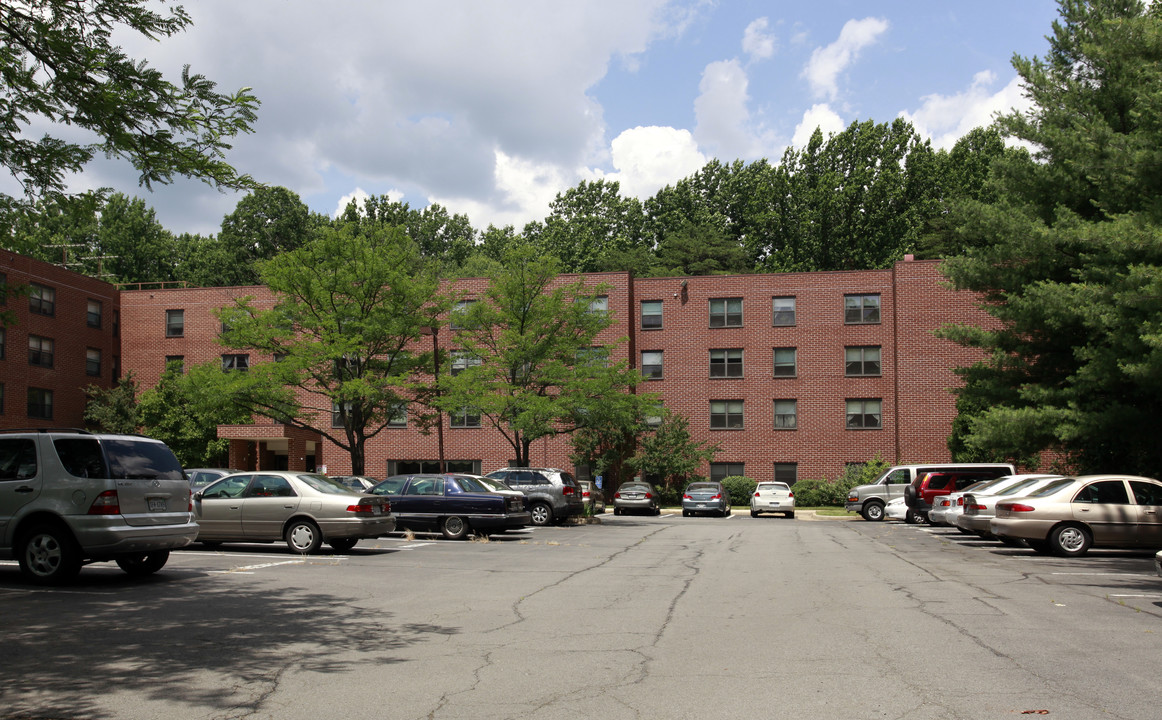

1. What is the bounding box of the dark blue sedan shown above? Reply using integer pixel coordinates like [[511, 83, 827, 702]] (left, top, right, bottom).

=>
[[367, 473, 530, 539]]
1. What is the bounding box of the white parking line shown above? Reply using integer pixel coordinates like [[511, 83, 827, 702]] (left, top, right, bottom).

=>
[[208, 559, 305, 574], [1109, 594, 1162, 598], [1051, 572, 1151, 577]]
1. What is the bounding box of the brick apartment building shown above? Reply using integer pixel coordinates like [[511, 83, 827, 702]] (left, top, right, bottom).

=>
[[107, 254, 993, 485], [1, 249, 122, 430]]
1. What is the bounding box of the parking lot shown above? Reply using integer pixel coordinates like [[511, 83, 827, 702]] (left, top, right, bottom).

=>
[[2, 512, 1160, 720]]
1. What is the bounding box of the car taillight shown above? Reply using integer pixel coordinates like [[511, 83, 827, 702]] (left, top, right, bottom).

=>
[[88, 490, 120, 515], [563, 486, 575, 496], [614, 492, 622, 499], [583, 490, 591, 497], [711, 493, 721, 500], [754, 491, 761, 497], [682, 494, 691, 500], [188, 489, 194, 512], [969, 503, 986, 510], [956, 497, 965, 506], [1000, 503, 1036, 513], [644, 492, 653, 499], [938, 499, 950, 507], [788, 491, 794, 498], [346, 502, 377, 514]]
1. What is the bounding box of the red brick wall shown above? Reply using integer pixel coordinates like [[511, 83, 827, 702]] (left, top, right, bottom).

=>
[[0, 250, 121, 430]]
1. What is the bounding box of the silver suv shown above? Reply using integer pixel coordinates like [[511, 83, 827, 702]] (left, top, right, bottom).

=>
[[0, 429, 198, 584], [484, 467, 584, 526]]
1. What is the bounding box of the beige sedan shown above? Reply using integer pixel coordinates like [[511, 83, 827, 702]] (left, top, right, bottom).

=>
[[194, 471, 395, 553], [990, 474, 1162, 557]]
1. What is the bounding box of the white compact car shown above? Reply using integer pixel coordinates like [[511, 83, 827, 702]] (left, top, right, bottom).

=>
[[750, 482, 795, 518]]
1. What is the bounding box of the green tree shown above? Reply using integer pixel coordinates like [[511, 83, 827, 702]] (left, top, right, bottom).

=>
[[138, 363, 253, 467], [216, 222, 443, 475], [218, 186, 316, 285], [439, 245, 643, 467], [528, 179, 646, 273], [939, 0, 1162, 474], [0, 0, 258, 199], [654, 220, 751, 276], [338, 195, 477, 271], [627, 411, 719, 490], [95, 193, 176, 284], [83, 373, 140, 434]]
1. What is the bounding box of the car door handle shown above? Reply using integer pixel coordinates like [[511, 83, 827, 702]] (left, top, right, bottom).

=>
[[15, 486, 35, 494]]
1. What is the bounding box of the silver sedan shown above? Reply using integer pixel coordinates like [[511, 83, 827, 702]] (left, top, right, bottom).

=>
[[194, 471, 395, 553]]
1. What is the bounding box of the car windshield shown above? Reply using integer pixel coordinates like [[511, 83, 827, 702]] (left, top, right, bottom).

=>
[[963, 478, 1002, 493], [295, 473, 354, 495], [997, 477, 1051, 496], [1026, 478, 1076, 497]]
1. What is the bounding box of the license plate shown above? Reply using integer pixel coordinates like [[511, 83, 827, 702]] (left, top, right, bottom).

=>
[[768, 501, 780, 507], [697, 503, 708, 508], [147, 498, 166, 512]]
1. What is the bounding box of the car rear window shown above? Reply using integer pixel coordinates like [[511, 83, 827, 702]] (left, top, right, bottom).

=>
[[296, 473, 353, 495], [93, 438, 183, 480], [620, 484, 650, 492], [0, 438, 38, 480], [1027, 479, 1075, 497], [687, 483, 717, 491], [453, 475, 490, 493], [758, 483, 789, 491]]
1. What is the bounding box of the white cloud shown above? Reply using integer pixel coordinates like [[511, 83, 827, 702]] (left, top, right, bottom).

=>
[[742, 18, 776, 61], [791, 104, 847, 149], [803, 17, 889, 101], [596, 126, 708, 199], [900, 71, 1031, 149]]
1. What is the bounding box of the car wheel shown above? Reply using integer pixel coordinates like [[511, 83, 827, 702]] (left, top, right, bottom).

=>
[[285, 519, 323, 554], [529, 503, 552, 526], [328, 538, 358, 552], [441, 516, 470, 540], [115, 551, 170, 576], [613, 507, 622, 516], [1049, 523, 1092, 557], [859, 501, 883, 522], [654, 505, 661, 516], [682, 510, 690, 517], [998, 536, 1026, 548], [725, 505, 731, 517], [750, 509, 758, 518], [200, 540, 223, 548], [18, 523, 81, 585], [904, 509, 923, 525], [786, 511, 795, 519]]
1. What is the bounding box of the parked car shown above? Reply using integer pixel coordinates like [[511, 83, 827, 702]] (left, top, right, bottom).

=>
[[990, 475, 1162, 556], [578, 480, 605, 514], [886, 497, 908, 521], [845, 463, 1016, 521], [927, 478, 1012, 528], [956, 475, 1066, 538], [682, 481, 731, 517], [613, 482, 661, 515], [195, 471, 394, 552], [368, 473, 530, 539], [0, 429, 199, 584], [905, 469, 1012, 523], [330, 475, 378, 492], [750, 482, 794, 518], [186, 468, 242, 492], [484, 467, 584, 526]]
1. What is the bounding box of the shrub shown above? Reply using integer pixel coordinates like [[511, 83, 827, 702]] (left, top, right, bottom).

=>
[[790, 478, 846, 506], [721, 476, 757, 506]]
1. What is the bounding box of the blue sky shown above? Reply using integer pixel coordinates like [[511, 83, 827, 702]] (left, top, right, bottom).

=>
[[9, 1, 1064, 236]]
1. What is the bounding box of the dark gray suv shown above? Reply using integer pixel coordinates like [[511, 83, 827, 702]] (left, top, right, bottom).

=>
[[484, 467, 584, 526], [0, 429, 198, 584]]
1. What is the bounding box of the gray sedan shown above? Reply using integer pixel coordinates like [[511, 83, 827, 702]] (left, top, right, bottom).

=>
[[613, 482, 661, 515], [194, 471, 395, 553], [682, 481, 731, 517]]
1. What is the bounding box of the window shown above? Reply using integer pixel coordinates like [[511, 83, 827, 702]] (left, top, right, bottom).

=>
[[166, 309, 184, 337], [774, 463, 798, 485], [113, 309, 120, 337], [1073, 480, 1130, 505], [87, 299, 102, 328], [0, 327, 5, 360], [709, 298, 742, 327], [28, 336, 53, 368], [29, 283, 55, 316], [772, 296, 796, 326], [221, 354, 250, 372], [86, 348, 101, 377], [450, 407, 481, 428], [773, 400, 797, 429], [641, 351, 663, 379], [450, 300, 476, 329], [711, 463, 745, 482], [846, 399, 882, 429], [773, 347, 797, 377], [28, 388, 53, 419], [113, 355, 120, 380], [644, 401, 663, 427], [844, 294, 881, 324], [331, 401, 349, 428], [709, 349, 743, 378], [576, 346, 608, 367], [387, 403, 407, 427], [0, 272, 6, 304], [165, 355, 184, 374], [641, 300, 662, 329], [845, 346, 881, 376], [581, 295, 608, 314], [451, 351, 482, 376], [710, 400, 744, 429], [0, 383, 4, 414]]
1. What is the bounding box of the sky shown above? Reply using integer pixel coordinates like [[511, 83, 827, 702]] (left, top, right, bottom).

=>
[[17, 0, 1064, 236]]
